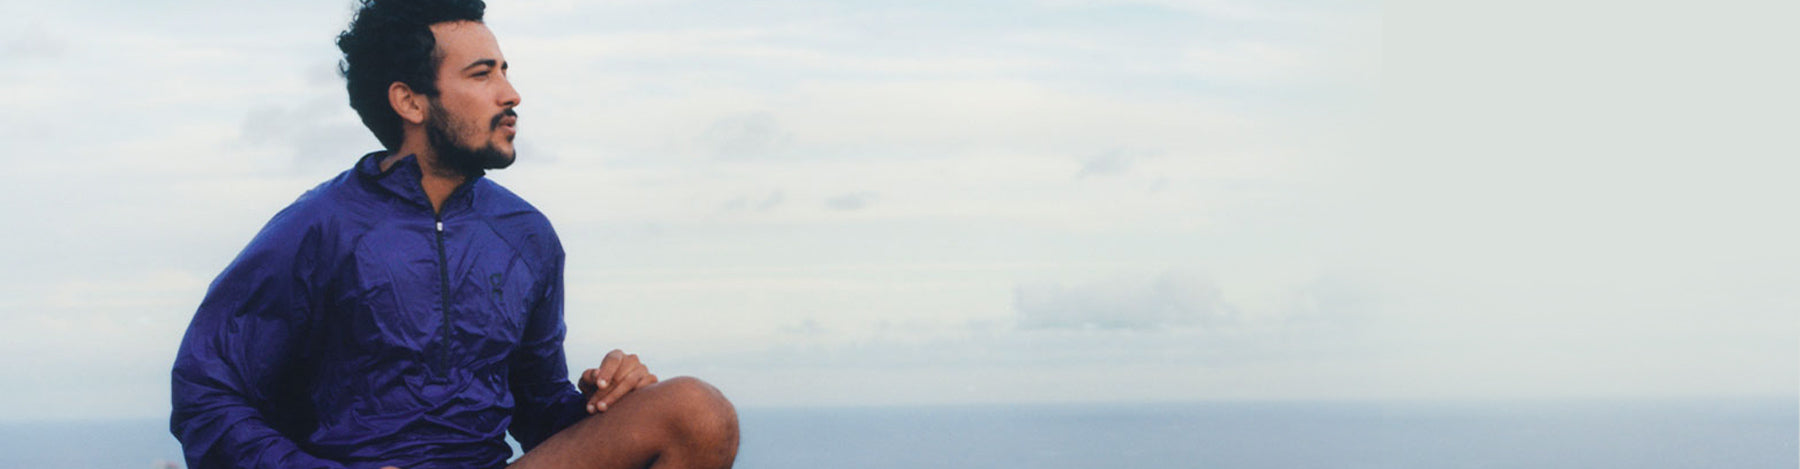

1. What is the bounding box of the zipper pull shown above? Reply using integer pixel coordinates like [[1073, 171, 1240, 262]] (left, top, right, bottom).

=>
[[436, 221, 444, 232]]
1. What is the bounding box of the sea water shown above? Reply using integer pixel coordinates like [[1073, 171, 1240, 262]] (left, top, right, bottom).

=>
[[2, 399, 1792, 468]]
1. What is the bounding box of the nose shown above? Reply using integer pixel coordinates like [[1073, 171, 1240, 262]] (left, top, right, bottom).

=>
[[499, 73, 522, 108]]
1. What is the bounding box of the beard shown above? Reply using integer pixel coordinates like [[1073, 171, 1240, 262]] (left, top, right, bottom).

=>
[[425, 99, 516, 177]]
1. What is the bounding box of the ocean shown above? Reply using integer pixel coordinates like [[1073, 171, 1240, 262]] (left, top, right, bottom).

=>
[[2, 399, 1793, 468]]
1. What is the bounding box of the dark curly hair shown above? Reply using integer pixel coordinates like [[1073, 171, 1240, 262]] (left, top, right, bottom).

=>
[[336, 0, 487, 151]]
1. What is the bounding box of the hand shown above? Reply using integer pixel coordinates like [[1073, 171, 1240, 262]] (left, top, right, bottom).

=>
[[577, 349, 658, 414]]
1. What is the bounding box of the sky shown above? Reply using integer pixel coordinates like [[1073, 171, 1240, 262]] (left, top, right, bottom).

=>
[[0, 0, 1793, 422]]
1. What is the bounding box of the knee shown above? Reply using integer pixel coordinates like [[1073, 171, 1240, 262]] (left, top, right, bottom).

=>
[[655, 376, 738, 450]]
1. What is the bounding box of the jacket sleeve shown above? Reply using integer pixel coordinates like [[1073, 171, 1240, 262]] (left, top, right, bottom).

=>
[[170, 211, 346, 469], [507, 246, 589, 451]]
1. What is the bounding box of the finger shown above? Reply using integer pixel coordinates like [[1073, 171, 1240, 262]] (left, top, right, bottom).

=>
[[578, 368, 599, 395], [594, 354, 643, 411], [593, 354, 640, 411], [597, 364, 649, 412], [595, 349, 625, 388], [587, 350, 627, 413]]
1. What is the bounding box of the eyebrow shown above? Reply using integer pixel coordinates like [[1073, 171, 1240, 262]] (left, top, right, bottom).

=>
[[461, 59, 506, 72]]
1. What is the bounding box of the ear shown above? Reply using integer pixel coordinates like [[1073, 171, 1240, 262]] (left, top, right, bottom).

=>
[[388, 81, 429, 125]]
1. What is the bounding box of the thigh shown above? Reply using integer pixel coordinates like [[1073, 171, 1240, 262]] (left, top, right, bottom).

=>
[[507, 377, 735, 469], [507, 390, 665, 469]]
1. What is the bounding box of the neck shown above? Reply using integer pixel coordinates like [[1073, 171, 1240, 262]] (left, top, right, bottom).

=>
[[381, 143, 467, 214]]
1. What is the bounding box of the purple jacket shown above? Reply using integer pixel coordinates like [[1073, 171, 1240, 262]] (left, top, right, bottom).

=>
[[171, 152, 586, 468]]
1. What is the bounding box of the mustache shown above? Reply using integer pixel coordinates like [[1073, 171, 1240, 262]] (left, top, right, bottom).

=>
[[490, 108, 518, 130]]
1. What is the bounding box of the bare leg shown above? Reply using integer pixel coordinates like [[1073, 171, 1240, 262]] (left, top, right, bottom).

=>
[[509, 376, 739, 469]]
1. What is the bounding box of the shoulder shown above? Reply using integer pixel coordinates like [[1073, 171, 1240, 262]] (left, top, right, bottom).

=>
[[473, 178, 564, 262], [264, 170, 361, 234], [240, 170, 365, 265]]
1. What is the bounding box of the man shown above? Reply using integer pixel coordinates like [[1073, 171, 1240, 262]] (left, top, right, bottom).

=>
[[169, 1, 739, 467]]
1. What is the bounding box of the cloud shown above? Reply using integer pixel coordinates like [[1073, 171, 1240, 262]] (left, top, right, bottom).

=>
[[1077, 148, 1165, 178], [719, 189, 785, 213], [236, 96, 380, 173], [824, 191, 879, 211], [1279, 274, 1376, 323], [698, 111, 793, 159], [1013, 270, 1234, 330], [0, 270, 206, 420], [1034, 0, 1357, 24], [3, 22, 71, 60], [1078, 150, 1133, 177], [779, 317, 826, 338]]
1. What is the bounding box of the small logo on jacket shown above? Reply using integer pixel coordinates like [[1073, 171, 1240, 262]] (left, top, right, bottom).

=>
[[489, 273, 504, 303]]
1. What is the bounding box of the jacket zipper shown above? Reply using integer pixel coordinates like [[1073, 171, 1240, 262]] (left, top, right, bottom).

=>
[[434, 214, 452, 377]]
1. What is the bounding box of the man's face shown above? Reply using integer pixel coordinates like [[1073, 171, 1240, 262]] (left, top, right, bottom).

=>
[[424, 21, 520, 174]]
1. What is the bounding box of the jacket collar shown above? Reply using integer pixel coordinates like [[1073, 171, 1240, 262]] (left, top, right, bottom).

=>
[[355, 150, 482, 213]]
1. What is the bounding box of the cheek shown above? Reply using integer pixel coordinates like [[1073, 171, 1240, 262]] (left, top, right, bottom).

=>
[[439, 94, 491, 131], [453, 110, 491, 137]]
